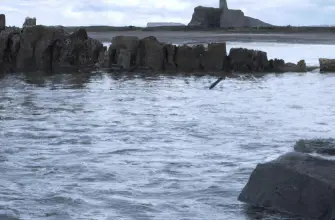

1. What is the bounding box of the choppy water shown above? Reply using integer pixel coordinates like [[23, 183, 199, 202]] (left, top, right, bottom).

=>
[[1, 42, 335, 220]]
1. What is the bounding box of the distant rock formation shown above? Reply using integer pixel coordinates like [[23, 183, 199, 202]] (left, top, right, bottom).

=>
[[188, 6, 222, 28], [188, 0, 272, 28], [23, 17, 36, 28], [0, 14, 5, 31], [147, 22, 185, 27]]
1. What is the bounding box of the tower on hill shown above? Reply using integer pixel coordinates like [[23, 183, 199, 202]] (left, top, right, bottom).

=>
[[219, 0, 228, 10]]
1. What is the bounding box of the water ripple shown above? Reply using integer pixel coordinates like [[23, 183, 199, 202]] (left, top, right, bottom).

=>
[[0, 71, 335, 220]]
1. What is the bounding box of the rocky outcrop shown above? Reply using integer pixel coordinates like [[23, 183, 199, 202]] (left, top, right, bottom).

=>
[[268, 59, 307, 73], [0, 25, 104, 74], [23, 17, 36, 28], [319, 58, 335, 72], [239, 152, 335, 220], [202, 43, 227, 71], [229, 48, 268, 72], [189, 0, 272, 28], [188, 6, 222, 28], [0, 14, 5, 31], [101, 36, 311, 74], [136, 36, 164, 71], [0, 30, 322, 75], [294, 138, 335, 155], [175, 44, 205, 72], [108, 36, 140, 69]]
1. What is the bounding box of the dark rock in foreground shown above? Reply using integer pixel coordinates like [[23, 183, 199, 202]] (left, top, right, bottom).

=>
[[294, 138, 335, 155], [238, 152, 335, 220]]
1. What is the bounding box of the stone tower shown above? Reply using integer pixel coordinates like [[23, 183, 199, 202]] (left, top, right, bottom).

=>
[[219, 0, 228, 10]]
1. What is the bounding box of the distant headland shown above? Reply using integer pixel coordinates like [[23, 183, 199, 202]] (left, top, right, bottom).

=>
[[188, 0, 272, 28]]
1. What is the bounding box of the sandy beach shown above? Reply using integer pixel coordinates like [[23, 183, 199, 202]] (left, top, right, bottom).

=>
[[88, 31, 335, 45]]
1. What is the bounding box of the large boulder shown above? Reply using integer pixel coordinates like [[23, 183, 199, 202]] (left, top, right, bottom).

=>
[[109, 36, 140, 68], [0, 14, 5, 31], [294, 138, 335, 156], [13, 26, 104, 73], [319, 58, 335, 72], [202, 43, 227, 72], [239, 152, 335, 220], [52, 28, 104, 72], [175, 44, 205, 72], [229, 48, 269, 73], [188, 6, 222, 28], [16, 25, 67, 72], [136, 36, 164, 71]]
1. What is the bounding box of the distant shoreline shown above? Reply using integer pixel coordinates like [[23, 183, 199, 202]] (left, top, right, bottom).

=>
[[62, 25, 335, 34], [57, 25, 335, 45], [84, 30, 335, 45]]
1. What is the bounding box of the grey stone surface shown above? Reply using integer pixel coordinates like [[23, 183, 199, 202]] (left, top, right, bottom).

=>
[[319, 58, 335, 72], [175, 45, 205, 72], [202, 43, 227, 71], [219, 0, 228, 10], [220, 9, 245, 28], [0, 14, 5, 31], [189, 0, 272, 28], [188, 6, 222, 28], [136, 36, 164, 71], [117, 49, 131, 69], [0, 26, 104, 73], [294, 138, 335, 155], [239, 152, 335, 220], [229, 48, 269, 72], [109, 36, 140, 67]]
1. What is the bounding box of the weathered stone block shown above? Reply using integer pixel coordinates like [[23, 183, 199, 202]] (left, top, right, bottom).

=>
[[202, 42, 227, 72]]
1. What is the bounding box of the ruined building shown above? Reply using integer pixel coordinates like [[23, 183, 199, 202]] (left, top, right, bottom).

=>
[[188, 0, 271, 28]]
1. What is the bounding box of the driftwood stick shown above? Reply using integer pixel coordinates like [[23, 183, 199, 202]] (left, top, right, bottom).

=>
[[209, 76, 226, 89]]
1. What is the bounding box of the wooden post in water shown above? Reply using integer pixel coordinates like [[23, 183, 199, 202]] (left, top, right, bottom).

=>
[[209, 76, 226, 89]]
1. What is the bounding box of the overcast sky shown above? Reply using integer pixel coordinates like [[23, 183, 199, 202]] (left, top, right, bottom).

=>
[[1, 0, 334, 27]]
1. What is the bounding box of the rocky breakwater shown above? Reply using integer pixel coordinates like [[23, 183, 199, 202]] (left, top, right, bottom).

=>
[[239, 139, 335, 219], [0, 25, 105, 74], [101, 35, 307, 74]]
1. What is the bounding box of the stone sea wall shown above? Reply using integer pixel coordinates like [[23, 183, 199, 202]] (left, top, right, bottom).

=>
[[100, 35, 311, 74], [0, 24, 334, 75]]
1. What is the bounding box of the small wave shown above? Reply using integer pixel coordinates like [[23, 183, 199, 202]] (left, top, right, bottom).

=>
[[108, 148, 147, 155]]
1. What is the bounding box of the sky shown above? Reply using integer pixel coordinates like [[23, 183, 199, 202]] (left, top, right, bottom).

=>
[[1, 0, 334, 27]]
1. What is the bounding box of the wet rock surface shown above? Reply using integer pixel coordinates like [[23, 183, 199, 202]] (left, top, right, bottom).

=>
[[0, 25, 331, 75], [239, 152, 335, 220], [319, 58, 335, 72], [0, 25, 104, 74], [294, 138, 335, 155], [188, 6, 222, 28]]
